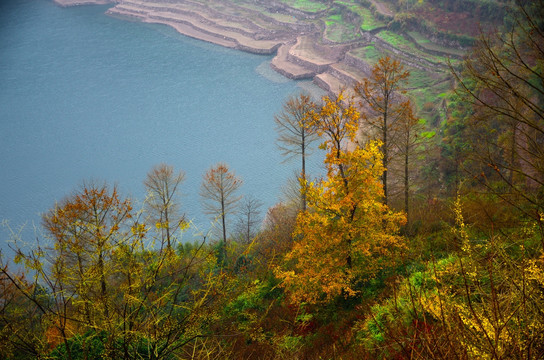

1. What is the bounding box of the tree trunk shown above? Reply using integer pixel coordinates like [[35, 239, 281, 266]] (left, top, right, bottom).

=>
[[404, 148, 409, 228], [164, 206, 171, 250], [99, 250, 109, 319], [77, 254, 92, 324], [246, 210, 251, 244], [302, 128, 307, 212], [221, 192, 227, 264], [383, 122, 388, 206]]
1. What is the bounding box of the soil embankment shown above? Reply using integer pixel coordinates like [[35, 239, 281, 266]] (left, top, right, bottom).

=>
[[54, 0, 113, 6], [53, 0, 372, 95], [53, 0, 456, 97]]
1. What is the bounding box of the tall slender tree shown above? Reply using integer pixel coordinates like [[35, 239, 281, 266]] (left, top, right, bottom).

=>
[[200, 163, 243, 263], [235, 194, 263, 245], [275, 92, 318, 211], [394, 103, 419, 226], [355, 56, 413, 206], [144, 163, 186, 250], [307, 91, 359, 270]]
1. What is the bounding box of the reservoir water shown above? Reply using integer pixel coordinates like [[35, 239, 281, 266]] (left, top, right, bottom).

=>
[[0, 0, 323, 252]]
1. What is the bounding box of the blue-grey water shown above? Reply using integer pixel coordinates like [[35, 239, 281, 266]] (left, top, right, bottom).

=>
[[0, 0, 323, 254]]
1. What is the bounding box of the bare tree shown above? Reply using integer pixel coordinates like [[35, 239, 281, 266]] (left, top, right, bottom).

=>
[[235, 195, 263, 245], [355, 56, 413, 206], [394, 104, 420, 227], [200, 163, 243, 263], [275, 92, 318, 211], [280, 170, 308, 209], [144, 163, 186, 250], [452, 0, 544, 224]]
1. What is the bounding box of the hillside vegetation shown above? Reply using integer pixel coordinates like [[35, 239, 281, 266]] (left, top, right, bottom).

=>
[[104, 0, 509, 125], [2, 0, 543, 359]]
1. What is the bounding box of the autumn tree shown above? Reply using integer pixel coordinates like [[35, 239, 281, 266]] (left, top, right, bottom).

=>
[[275, 92, 318, 211], [355, 56, 414, 206], [277, 141, 406, 304], [0, 183, 137, 358], [144, 163, 186, 249], [1, 182, 231, 359], [200, 163, 243, 263], [309, 90, 359, 187], [305, 91, 362, 270], [277, 95, 406, 303], [43, 182, 133, 326]]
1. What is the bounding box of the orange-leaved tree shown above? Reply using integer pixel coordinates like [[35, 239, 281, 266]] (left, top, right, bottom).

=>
[[2, 181, 233, 359], [277, 93, 406, 304], [43, 182, 134, 326]]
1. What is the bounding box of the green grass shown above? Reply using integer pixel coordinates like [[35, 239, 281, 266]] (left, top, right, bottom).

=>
[[357, 6, 386, 31], [324, 14, 361, 42], [333, 1, 385, 31], [409, 78, 452, 124], [407, 31, 466, 57], [408, 68, 441, 89], [377, 30, 414, 49], [326, 14, 342, 25], [280, 0, 328, 12], [376, 30, 452, 65], [349, 45, 383, 63]]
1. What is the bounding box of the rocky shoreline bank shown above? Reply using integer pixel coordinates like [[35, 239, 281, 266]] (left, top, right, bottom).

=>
[[53, 0, 455, 97], [54, 0, 113, 6], [53, 0, 375, 95]]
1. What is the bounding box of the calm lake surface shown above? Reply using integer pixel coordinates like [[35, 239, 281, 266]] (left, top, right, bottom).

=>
[[0, 0, 323, 251]]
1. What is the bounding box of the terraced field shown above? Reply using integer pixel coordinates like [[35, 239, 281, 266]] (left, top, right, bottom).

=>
[[90, 0, 470, 121], [407, 31, 465, 58], [280, 0, 328, 12]]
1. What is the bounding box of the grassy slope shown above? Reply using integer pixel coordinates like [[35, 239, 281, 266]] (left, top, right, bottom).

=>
[[227, 0, 484, 124], [272, 0, 472, 123]]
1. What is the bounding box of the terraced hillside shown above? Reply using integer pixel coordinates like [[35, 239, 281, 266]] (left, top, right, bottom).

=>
[[58, 0, 499, 122]]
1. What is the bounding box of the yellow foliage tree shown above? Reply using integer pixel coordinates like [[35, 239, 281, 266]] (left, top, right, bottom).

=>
[[277, 94, 406, 304]]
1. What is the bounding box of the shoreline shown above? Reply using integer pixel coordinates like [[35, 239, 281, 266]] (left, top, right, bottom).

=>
[[54, 0, 114, 7], [54, 0, 378, 95]]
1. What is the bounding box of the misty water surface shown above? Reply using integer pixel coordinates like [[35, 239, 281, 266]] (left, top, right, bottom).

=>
[[0, 0, 324, 253]]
